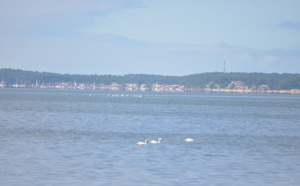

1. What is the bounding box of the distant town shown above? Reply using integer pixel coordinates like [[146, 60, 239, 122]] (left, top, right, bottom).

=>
[[1, 80, 299, 94], [0, 80, 185, 92]]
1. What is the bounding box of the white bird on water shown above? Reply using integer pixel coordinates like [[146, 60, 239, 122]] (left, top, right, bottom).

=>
[[149, 138, 162, 144], [185, 138, 194, 142], [136, 139, 148, 146]]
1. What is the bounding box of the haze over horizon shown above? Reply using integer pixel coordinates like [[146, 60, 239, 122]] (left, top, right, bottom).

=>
[[1, 0, 300, 76]]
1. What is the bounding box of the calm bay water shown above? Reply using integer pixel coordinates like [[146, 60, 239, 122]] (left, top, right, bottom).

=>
[[1, 88, 300, 185]]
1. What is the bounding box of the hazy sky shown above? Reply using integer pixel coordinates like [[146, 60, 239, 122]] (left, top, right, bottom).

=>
[[1, 0, 299, 75]]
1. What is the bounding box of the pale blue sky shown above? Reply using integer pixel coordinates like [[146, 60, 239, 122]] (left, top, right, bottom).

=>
[[0, 0, 299, 75]]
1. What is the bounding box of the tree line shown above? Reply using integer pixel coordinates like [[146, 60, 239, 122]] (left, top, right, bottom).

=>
[[0, 68, 300, 90]]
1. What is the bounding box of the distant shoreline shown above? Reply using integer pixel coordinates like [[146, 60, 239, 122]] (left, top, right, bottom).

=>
[[1, 86, 299, 94], [1, 68, 300, 92]]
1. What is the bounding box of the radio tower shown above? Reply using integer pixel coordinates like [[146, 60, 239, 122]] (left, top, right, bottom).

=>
[[223, 59, 226, 73]]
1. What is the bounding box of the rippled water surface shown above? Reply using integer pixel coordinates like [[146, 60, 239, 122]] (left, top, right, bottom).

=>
[[1, 89, 300, 185]]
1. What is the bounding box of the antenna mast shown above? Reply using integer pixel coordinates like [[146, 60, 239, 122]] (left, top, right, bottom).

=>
[[223, 59, 226, 73]]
